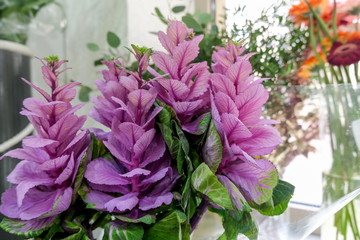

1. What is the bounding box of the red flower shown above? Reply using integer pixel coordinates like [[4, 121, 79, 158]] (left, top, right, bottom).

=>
[[327, 40, 360, 66]]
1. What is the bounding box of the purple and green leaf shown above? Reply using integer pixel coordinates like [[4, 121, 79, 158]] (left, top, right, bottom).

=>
[[0, 216, 58, 239], [191, 163, 233, 210], [202, 120, 223, 173]]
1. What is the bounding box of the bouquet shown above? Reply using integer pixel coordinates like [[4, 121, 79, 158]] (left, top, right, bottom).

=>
[[289, 0, 360, 239], [0, 20, 294, 240]]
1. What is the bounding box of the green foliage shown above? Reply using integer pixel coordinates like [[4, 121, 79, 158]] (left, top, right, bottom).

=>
[[210, 208, 258, 240], [255, 180, 295, 216], [103, 223, 144, 240], [202, 120, 222, 173], [107, 31, 121, 48], [154, 7, 168, 25], [172, 6, 186, 14], [191, 163, 234, 210], [0, 217, 57, 239], [78, 85, 92, 102], [0, 0, 55, 43], [114, 215, 156, 225], [143, 210, 188, 240], [87, 43, 100, 51], [230, 1, 308, 83]]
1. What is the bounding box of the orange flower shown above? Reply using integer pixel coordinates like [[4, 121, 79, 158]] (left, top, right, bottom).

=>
[[322, 31, 360, 51], [289, 0, 329, 25], [297, 52, 326, 81]]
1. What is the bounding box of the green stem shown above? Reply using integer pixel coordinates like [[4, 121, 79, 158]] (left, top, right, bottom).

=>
[[355, 63, 360, 83], [343, 66, 352, 85], [309, 17, 330, 84], [304, 0, 333, 41], [349, 201, 360, 238], [331, 0, 338, 41]]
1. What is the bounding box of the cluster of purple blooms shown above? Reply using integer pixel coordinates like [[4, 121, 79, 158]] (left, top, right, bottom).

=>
[[0, 20, 284, 237]]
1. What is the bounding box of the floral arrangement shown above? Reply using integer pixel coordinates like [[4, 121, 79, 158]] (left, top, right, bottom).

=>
[[289, 0, 360, 84], [0, 21, 294, 240], [289, 1, 360, 239]]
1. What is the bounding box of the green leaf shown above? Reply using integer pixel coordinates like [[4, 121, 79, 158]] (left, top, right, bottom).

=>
[[94, 57, 105, 66], [256, 180, 295, 216], [90, 133, 107, 159], [182, 14, 203, 33], [155, 7, 168, 25], [72, 140, 93, 204], [0, 217, 57, 239], [202, 120, 222, 173], [115, 215, 156, 225], [107, 31, 121, 48], [143, 210, 187, 240], [172, 5, 185, 13], [211, 208, 258, 240], [191, 163, 233, 210], [173, 120, 190, 154], [197, 13, 212, 25], [78, 85, 92, 102], [87, 43, 99, 51], [181, 177, 201, 221], [103, 223, 144, 240]]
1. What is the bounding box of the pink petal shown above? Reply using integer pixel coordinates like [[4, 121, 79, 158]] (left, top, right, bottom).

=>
[[139, 192, 173, 211], [140, 134, 166, 168], [239, 125, 282, 156], [157, 79, 190, 101], [158, 31, 175, 54], [134, 129, 156, 159], [220, 113, 252, 143], [173, 35, 203, 71], [211, 73, 236, 100], [167, 21, 189, 45], [104, 193, 139, 212], [214, 92, 239, 116], [85, 158, 131, 185], [152, 52, 179, 79]]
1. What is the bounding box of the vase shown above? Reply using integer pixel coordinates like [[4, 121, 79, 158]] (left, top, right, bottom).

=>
[[0, 40, 32, 239], [319, 84, 360, 240]]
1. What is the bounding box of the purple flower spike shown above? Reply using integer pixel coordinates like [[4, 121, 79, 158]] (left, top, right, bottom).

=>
[[151, 20, 211, 124], [210, 43, 281, 206], [0, 56, 89, 226], [85, 58, 177, 218]]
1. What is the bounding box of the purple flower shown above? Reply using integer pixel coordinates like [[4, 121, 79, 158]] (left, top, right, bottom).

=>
[[0, 57, 89, 226], [85, 58, 177, 218], [150, 20, 211, 124], [210, 42, 281, 206]]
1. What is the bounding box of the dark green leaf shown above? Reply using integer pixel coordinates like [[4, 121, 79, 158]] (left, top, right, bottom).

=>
[[173, 121, 189, 154], [86, 43, 100, 51], [191, 163, 233, 210], [143, 210, 187, 240], [107, 31, 121, 48], [94, 58, 105, 66], [182, 14, 203, 33], [210, 208, 258, 240], [172, 5, 186, 13], [256, 180, 295, 216], [78, 85, 92, 102]]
